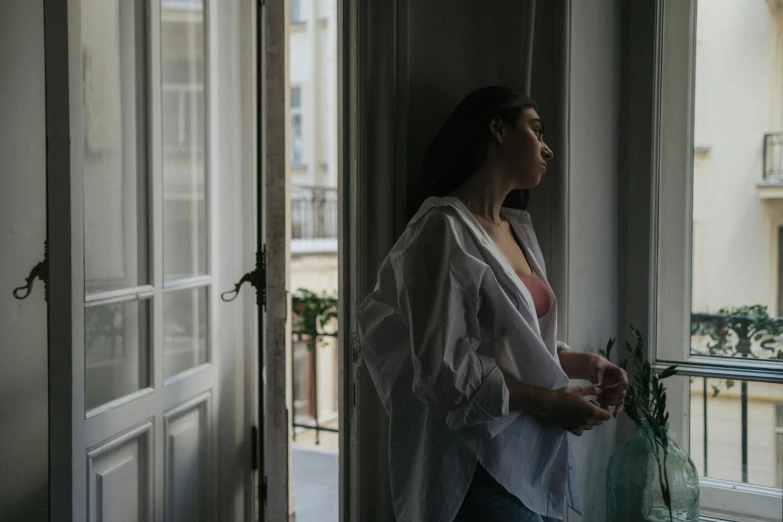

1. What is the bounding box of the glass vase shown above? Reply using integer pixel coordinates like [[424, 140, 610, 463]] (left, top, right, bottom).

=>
[[606, 422, 700, 522]]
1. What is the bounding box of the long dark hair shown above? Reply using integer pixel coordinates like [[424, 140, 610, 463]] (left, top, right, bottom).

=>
[[414, 86, 537, 216]]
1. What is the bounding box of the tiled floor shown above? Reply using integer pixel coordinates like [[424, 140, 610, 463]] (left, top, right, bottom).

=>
[[291, 445, 339, 522]]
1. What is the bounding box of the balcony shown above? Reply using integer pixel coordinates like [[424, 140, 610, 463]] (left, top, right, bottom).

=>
[[758, 132, 783, 199], [291, 185, 338, 254], [689, 310, 783, 489]]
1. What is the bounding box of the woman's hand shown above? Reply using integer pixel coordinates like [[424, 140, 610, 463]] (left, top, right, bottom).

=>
[[546, 385, 612, 436], [586, 356, 628, 417]]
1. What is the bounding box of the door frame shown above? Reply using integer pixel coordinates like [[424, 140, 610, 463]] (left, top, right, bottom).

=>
[[258, 0, 290, 520], [43, 0, 76, 518]]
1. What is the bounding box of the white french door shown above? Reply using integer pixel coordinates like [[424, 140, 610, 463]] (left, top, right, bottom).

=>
[[45, 0, 257, 520]]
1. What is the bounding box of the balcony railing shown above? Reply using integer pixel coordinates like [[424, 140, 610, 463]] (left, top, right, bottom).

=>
[[291, 185, 338, 253], [291, 290, 339, 444], [763, 132, 783, 183], [690, 310, 783, 485], [690, 309, 783, 360]]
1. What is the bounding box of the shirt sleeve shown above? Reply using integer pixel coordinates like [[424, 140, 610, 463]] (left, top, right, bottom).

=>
[[393, 210, 509, 430]]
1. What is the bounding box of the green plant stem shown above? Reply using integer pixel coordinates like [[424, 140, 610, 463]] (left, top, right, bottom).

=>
[[646, 430, 674, 522]]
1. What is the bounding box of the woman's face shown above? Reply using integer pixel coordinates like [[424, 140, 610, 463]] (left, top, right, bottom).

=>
[[493, 108, 553, 189]]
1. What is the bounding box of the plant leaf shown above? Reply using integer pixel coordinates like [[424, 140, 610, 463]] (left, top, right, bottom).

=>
[[659, 365, 678, 379]]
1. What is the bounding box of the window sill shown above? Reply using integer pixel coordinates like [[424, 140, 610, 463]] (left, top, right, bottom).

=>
[[699, 477, 783, 522]]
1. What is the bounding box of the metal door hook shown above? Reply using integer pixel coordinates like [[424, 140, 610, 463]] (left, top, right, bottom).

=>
[[221, 246, 266, 308], [221, 270, 259, 302], [13, 241, 49, 301]]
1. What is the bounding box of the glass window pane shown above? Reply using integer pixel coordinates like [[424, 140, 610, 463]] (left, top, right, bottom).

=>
[[689, 376, 783, 490], [85, 299, 151, 410], [689, 0, 783, 362], [82, 0, 149, 294], [292, 340, 311, 419], [164, 287, 208, 379], [290, 88, 304, 167], [290, 0, 302, 24], [162, 1, 208, 281]]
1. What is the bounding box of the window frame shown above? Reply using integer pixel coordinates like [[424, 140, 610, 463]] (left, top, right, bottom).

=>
[[648, 1, 783, 519], [778, 226, 783, 317], [776, 403, 783, 489]]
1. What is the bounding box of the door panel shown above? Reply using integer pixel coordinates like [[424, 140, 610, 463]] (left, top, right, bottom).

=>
[[87, 422, 153, 522], [164, 394, 211, 522]]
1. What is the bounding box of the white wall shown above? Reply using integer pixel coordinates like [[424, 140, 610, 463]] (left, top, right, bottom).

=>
[[565, 1, 621, 521], [0, 1, 49, 520], [692, 1, 783, 314]]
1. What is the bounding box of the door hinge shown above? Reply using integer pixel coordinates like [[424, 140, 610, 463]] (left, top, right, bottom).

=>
[[259, 245, 267, 310], [251, 425, 259, 471], [351, 332, 360, 409], [221, 244, 267, 310]]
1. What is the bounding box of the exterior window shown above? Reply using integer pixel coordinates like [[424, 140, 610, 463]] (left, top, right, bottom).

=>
[[651, 0, 783, 519], [290, 87, 304, 167], [290, 0, 303, 24]]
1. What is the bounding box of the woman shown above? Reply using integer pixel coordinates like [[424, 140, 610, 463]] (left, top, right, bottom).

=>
[[357, 86, 628, 522]]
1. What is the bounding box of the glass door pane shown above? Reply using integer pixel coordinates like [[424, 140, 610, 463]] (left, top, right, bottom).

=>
[[81, 0, 152, 412], [163, 286, 208, 379], [85, 299, 151, 410], [161, 0, 210, 381], [161, 0, 207, 282], [82, 0, 149, 295]]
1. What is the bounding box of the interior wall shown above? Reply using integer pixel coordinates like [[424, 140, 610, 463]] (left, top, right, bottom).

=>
[[565, 1, 621, 521], [0, 1, 49, 520]]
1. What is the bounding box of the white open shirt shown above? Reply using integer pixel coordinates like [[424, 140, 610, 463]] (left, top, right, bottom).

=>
[[357, 197, 581, 522]]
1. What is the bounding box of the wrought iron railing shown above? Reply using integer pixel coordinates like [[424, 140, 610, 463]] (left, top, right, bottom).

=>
[[291, 290, 339, 444], [291, 185, 338, 240], [763, 132, 783, 183], [690, 309, 783, 360], [690, 310, 783, 483]]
